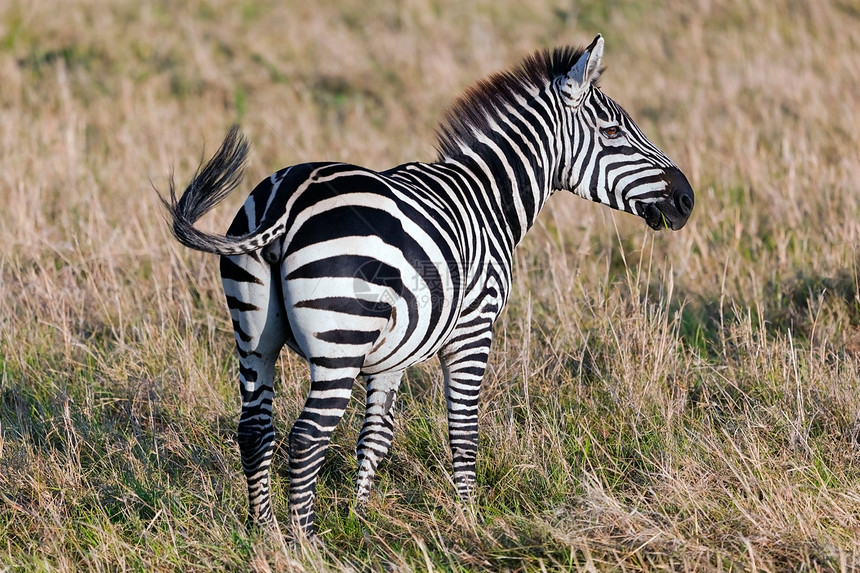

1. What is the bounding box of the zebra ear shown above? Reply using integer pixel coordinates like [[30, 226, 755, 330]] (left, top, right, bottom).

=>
[[561, 34, 605, 106]]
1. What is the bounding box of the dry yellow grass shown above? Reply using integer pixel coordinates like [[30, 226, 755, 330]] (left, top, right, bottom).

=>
[[1, 0, 860, 570]]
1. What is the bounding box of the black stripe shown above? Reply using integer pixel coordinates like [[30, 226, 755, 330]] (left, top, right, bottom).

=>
[[226, 207, 250, 236], [220, 257, 264, 285], [239, 364, 258, 382], [287, 256, 402, 288], [226, 295, 261, 312], [447, 385, 481, 397], [310, 356, 366, 369], [315, 329, 380, 345], [232, 319, 252, 342], [295, 296, 392, 318], [448, 366, 486, 378]]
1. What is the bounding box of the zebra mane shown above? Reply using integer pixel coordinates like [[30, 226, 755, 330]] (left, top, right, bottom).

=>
[[436, 45, 594, 159]]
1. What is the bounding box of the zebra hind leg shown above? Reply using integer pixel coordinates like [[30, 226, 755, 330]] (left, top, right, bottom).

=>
[[287, 359, 364, 536], [355, 371, 403, 506], [221, 253, 289, 530], [237, 350, 281, 527]]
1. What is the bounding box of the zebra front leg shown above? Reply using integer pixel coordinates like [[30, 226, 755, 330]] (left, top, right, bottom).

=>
[[355, 371, 403, 506], [441, 339, 491, 501], [287, 360, 362, 535]]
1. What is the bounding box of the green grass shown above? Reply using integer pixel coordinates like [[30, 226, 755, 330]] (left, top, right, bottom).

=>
[[2, 0, 860, 570]]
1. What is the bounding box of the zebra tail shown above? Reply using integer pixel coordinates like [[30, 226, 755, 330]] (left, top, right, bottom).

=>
[[160, 125, 271, 256]]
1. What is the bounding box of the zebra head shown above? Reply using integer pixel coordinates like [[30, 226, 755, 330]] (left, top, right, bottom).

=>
[[556, 35, 694, 230]]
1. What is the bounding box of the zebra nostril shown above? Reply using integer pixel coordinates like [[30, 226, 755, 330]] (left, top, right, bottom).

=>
[[675, 188, 694, 217]]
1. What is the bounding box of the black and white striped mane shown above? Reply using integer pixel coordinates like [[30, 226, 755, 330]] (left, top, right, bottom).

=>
[[436, 45, 596, 158]]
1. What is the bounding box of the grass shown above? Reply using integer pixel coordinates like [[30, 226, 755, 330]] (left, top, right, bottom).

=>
[[2, 0, 860, 570]]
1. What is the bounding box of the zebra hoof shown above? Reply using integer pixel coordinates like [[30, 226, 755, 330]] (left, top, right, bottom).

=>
[[353, 496, 370, 516], [284, 524, 320, 546], [244, 514, 280, 536]]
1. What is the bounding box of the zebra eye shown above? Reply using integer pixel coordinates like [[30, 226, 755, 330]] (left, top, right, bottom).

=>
[[600, 125, 622, 139]]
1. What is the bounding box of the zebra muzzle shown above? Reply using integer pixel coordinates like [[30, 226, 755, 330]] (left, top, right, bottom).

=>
[[642, 169, 694, 231]]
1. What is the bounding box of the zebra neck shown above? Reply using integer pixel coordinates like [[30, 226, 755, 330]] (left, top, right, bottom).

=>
[[440, 145, 556, 253]]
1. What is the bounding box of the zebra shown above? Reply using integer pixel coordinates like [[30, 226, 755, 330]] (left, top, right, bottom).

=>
[[161, 34, 694, 536]]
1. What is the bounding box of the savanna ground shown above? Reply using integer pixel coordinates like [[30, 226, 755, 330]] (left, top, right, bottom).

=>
[[1, 0, 859, 570]]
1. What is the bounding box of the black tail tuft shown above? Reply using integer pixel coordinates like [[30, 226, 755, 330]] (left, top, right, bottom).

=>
[[159, 125, 251, 254]]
